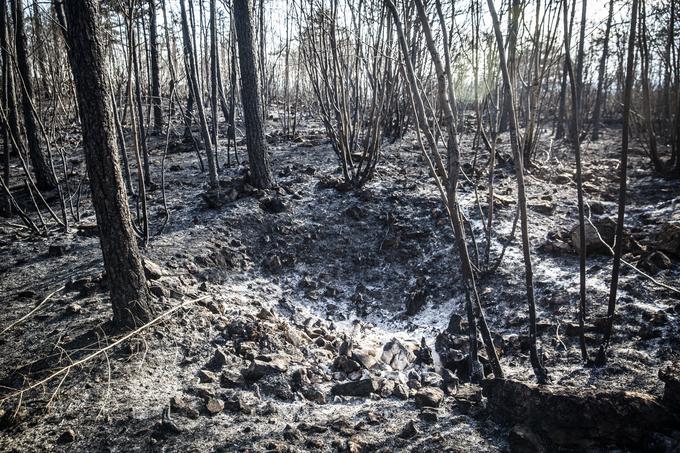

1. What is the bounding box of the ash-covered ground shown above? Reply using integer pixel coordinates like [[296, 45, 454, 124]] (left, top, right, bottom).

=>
[[0, 117, 678, 452]]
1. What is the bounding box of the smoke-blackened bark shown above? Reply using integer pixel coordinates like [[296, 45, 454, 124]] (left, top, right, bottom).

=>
[[233, 0, 276, 189], [179, 0, 218, 187], [62, 0, 154, 330], [10, 0, 56, 191], [149, 0, 163, 132], [597, 0, 638, 364], [487, 0, 548, 383], [0, 0, 9, 215], [591, 0, 613, 141]]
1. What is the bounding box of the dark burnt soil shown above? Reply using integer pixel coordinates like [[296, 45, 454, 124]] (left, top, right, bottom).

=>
[[0, 118, 678, 452]]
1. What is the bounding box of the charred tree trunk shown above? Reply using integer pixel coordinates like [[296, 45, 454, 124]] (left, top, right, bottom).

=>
[[258, 0, 267, 120], [62, 0, 154, 330], [160, 0, 176, 118], [487, 0, 548, 383], [597, 0, 638, 365], [179, 0, 218, 187], [555, 2, 576, 139], [210, 0, 219, 172], [233, 0, 275, 189], [10, 0, 56, 191], [0, 0, 10, 216], [129, 14, 152, 186], [229, 19, 239, 165], [499, 0, 520, 135], [591, 0, 613, 141], [149, 0, 162, 133], [384, 0, 503, 381], [562, 0, 589, 362], [639, 0, 662, 172], [574, 0, 588, 120]]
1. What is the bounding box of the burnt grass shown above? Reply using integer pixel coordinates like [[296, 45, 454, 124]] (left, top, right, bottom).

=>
[[0, 117, 678, 452]]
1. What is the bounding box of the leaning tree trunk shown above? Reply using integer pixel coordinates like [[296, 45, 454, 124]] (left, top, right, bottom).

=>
[[597, 0, 638, 365], [487, 0, 548, 383], [179, 0, 218, 187], [384, 0, 503, 380], [10, 0, 56, 191], [62, 0, 154, 330], [233, 0, 276, 189]]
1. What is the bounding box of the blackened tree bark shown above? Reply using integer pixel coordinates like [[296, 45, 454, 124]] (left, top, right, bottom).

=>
[[638, 0, 662, 172], [210, 0, 219, 170], [258, 0, 267, 120], [10, 0, 56, 191], [62, 0, 154, 330], [179, 0, 218, 187], [177, 0, 195, 142], [383, 0, 503, 380], [562, 0, 589, 362], [0, 0, 11, 216], [591, 0, 613, 141], [160, 0, 176, 115], [233, 0, 276, 189], [31, 0, 48, 99], [487, 0, 548, 383], [554, 60, 568, 139], [129, 14, 151, 185], [574, 0, 588, 117], [555, 2, 576, 139], [597, 0, 638, 364], [149, 0, 162, 132], [498, 0, 520, 134]]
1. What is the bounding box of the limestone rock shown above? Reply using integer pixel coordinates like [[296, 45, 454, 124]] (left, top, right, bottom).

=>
[[570, 218, 631, 256], [529, 200, 554, 215], [242, 354, 290, 381], [352, 348, 378, 370], [415, 387, 444, 408], [508, 424, 546, 453], [418, 408, 439, 423], [143, 259, 163, 280], [260, 197, 288, 214], [381, 338, 415, 371], [205, 398, 224, 415]]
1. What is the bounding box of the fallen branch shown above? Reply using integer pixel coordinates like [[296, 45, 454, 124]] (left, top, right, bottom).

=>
[[0, 286, 66, 336], [586, 216, 680, 295], [0, 295, 208, 404]]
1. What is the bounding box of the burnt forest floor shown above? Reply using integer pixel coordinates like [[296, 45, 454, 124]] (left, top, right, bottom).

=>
[[0, 116, 678, 452]]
